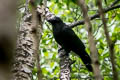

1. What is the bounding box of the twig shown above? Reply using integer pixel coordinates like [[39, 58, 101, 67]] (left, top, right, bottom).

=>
[[93, 24, 103, 37]]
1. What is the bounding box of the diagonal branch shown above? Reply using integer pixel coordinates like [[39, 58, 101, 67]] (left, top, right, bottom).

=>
[[111, 0, 120, 6], [69, 4, 120, 28]]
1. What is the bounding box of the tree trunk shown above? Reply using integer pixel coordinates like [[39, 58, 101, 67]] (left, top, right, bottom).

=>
[[59, 48, 72, 80], [12, 12, 40, 80]]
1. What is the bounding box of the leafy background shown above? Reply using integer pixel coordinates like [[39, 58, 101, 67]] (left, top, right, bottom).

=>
[[18, 0, 120, 80]]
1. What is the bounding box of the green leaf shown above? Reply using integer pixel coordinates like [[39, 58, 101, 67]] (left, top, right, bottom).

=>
[[50, 62, 55, 68]]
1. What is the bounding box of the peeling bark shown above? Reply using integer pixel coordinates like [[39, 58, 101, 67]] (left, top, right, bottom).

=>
[[59, 49, 72, 80], [12, 20, 37, 80]]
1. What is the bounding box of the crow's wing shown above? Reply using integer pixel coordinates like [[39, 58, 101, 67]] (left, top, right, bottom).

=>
[[63, 27, 92, 72], [61, 26, 86, 50]]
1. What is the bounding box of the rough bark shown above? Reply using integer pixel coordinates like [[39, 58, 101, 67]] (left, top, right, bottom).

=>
[[12, 19, 36, 80], [59, 48, 72, 80], [78, 0, 103, 80], [12, 3, 41, 79]]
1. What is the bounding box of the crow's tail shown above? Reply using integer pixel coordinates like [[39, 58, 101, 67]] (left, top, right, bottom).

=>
[[76, 50, 93, 72]]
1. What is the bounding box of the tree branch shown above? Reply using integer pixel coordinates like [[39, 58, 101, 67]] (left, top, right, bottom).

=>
[[78, 0, 103, 80], [111, 0, 120, 7], [69, 4, 120, 28], [97, 0, 118, 80]]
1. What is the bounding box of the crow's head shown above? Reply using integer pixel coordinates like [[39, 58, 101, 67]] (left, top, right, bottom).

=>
[[47, 16, 63, 24]]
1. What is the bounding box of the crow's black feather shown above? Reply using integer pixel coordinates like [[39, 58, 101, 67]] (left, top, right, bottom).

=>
[[48, 16, 93, 72]]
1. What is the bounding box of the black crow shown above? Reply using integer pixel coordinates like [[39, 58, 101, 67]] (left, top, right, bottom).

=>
[[47, 16, 93, 72]]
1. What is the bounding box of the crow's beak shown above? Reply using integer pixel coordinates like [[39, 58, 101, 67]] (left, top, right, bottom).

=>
[[46, 14, 55, 22]]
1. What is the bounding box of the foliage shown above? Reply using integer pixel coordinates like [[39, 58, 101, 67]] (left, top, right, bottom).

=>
[[18, 0, 120, 80]]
